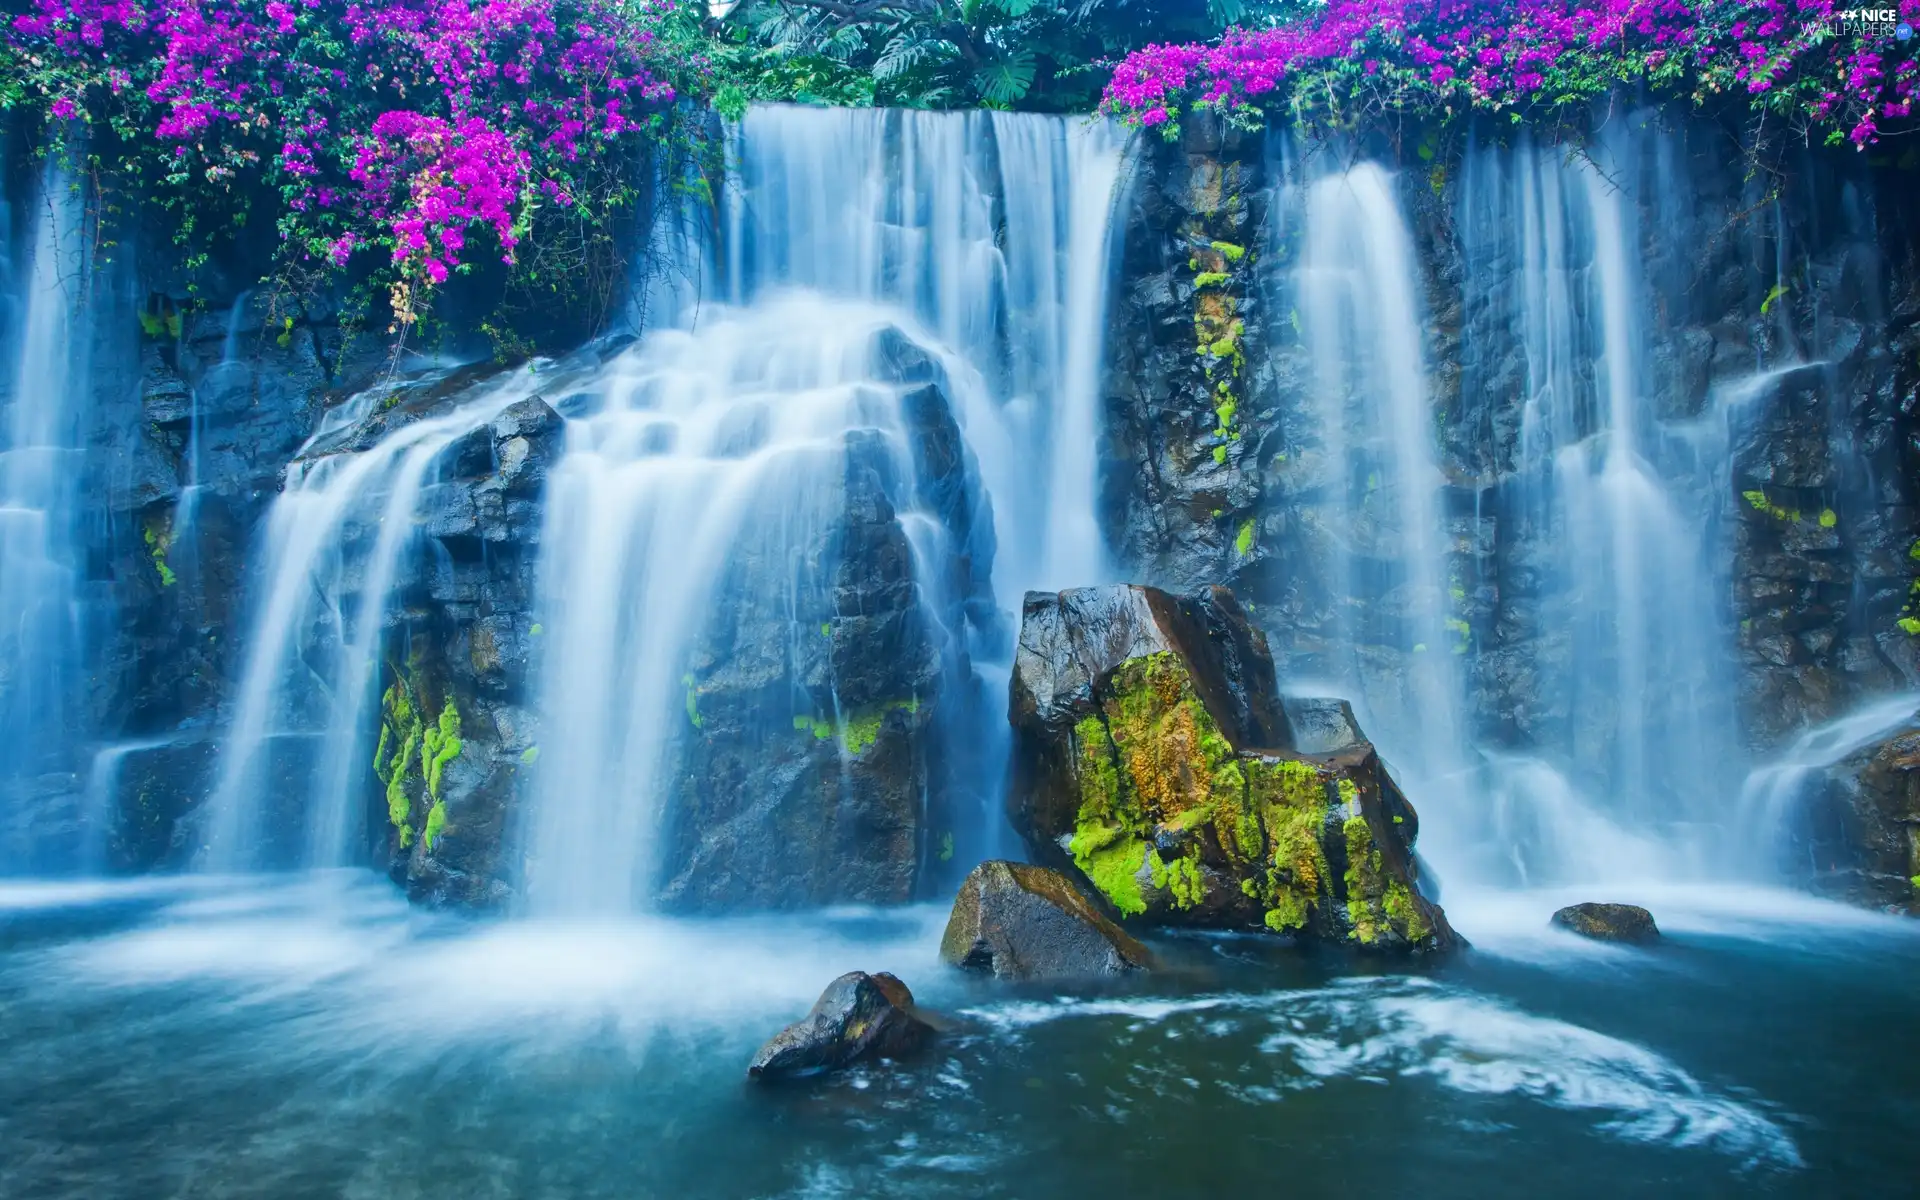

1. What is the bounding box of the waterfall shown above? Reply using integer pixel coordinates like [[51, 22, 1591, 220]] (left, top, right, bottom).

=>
[[0, 159, 91, 870], [202, 376, 531, 870], [1279, 159, 1468, 819], [1262, 134, 1781, 891], [518, 299, 984, 913], [1447, 137, 1744, 885], [200, 106, 1129, 909], [519, 107, 1129, 913], [723, 106, 1127, 605]]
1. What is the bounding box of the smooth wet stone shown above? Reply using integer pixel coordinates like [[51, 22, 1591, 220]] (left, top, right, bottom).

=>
[[747, 971, 932, 1080], [940, 860, 1155, 980], [1551, 903, 1661, 944]]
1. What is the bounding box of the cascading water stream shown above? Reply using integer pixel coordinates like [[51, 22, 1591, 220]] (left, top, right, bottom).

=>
[[1735, 692, 1920, 876], [203, 107, 1130, 911], [515, 107, 1128, 913], [519, 299, 989, 913], [1268, 135, 1867, 896], [1453, 138, 1743, 886], [203, 377, 532, 870], [1284, 159, 1467, 817], [0, 159, 91, 869]]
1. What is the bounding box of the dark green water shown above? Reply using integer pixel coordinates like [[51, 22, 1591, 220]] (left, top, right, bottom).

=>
[[0, 874, 1913, 1198]]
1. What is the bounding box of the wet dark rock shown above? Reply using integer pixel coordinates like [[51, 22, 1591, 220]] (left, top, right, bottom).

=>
[[1009, 584, 1455, 952], [1550, 903, 1661, 944], [1011, 583, 1291, 752], [369, 388, 564, 908], [656, 426, 953, 912], [1794, 718, 1920, 911], [1284, 697, 1367, 755], [747, 971, 933, 1080], [939, 859, 1154, 979], [100, 737, 221, 872], [654, 331, 1007, 911]]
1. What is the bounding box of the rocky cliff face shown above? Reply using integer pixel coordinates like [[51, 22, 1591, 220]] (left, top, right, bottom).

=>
[[71, 273, 403, 870], [361, 390, 563, 908], [1105, 111, 1920, 750], [38, 103, 1920, 916]]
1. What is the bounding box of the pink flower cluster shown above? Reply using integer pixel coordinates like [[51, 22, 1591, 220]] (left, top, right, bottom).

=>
[[1105, 0, 1920, 146], [14, 0, 683, 283]]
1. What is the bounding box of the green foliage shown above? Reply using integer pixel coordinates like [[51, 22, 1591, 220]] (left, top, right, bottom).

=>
[[682, 673, 703, 729], [422, 800, 448, 852], [723, 0, 1232, 112], [375, 675, 462, 850], [142, 515, 177, 588], [421, 699, 463, 801]]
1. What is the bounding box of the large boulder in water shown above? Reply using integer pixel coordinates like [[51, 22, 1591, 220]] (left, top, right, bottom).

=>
[[1550, 902, 1660, 943], [940, 859, 1154, 979], [1008, 585, 1456, 953], [747, 971, 933, 1080]]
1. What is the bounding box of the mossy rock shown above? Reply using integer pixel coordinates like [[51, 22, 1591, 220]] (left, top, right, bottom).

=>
[[1550, 902, 1660, 944], [940, 859, 1155, 980], [1008, 584, 1456, 953]]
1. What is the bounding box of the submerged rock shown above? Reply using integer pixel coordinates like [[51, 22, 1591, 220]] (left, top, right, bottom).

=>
[[747, 971, 933, 1080], [1550, 903, 1661, 943], [1008, 584, 1456, 953], [940, 860, 1154, 979]]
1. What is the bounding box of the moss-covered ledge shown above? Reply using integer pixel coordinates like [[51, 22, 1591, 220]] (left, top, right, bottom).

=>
[[1009, 583, 1455, 952]]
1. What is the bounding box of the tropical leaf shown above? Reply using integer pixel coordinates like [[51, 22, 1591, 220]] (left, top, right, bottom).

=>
[[974, 47, 1036, 103], [820, 23, 866, 61], [873, 34, 940, 80], [1208, 0, 1246, 25]]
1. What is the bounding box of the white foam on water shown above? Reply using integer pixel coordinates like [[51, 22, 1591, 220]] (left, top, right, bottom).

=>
[[0, 874, 223, 911], [41, 874, 950, 1060], [962, 975, 1801, 1167], [1439, 881, 1920, 966]]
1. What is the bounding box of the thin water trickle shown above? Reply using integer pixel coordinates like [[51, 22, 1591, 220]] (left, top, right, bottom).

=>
[[1285, 158, 1466, 826], [175, 291, 252, 543], [0, 157, 91, 869]]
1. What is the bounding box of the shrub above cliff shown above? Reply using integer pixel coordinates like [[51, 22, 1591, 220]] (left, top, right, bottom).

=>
[[1104, 0, 1920, 149], [5, 0, 714, 337]]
